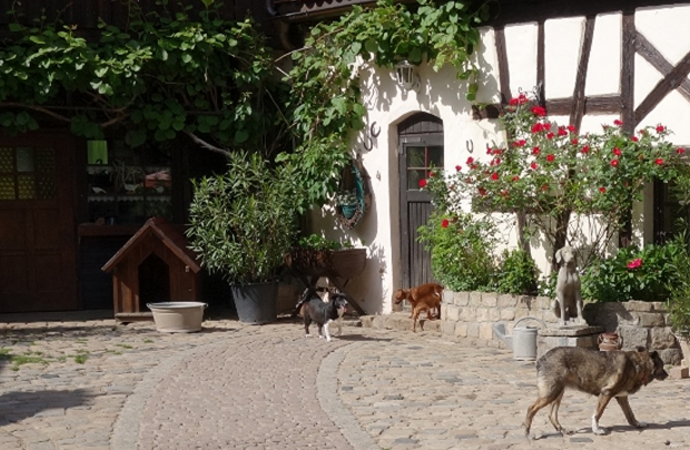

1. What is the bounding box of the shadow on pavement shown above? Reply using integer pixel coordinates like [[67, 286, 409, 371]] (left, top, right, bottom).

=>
[[335, 334, 393, 342], [0, 388, 93, 423]]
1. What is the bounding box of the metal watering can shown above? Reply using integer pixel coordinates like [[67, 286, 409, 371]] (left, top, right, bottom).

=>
[[511, 317, 546, 361]]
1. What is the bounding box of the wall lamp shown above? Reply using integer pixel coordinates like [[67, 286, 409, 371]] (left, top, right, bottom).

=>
[[395, 60, 420, 93]]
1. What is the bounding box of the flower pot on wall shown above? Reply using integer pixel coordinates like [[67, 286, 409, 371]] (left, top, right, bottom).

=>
[[339, 203, 358, 219], [230, 281, 278, 324]]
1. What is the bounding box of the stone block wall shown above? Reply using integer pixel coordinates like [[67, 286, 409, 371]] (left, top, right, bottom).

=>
[[439, 291, 682, 364]]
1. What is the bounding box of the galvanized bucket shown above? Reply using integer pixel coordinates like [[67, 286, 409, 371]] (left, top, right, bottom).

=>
[[512, 317, 546, 361]]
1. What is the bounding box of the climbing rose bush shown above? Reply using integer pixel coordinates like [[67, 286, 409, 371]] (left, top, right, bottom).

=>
[[421, 92, 689, 268]]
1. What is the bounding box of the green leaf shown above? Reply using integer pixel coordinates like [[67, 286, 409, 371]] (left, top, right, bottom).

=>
[[234, 129, 249, 144]]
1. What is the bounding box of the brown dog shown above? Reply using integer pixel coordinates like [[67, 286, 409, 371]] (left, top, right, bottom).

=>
[[394, 283, 443, 332], [524, 346, 668, 438]]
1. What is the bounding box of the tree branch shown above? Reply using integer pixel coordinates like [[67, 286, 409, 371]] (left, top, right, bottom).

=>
[[183, 130, 232, 157], [0, 102, 72, 122]]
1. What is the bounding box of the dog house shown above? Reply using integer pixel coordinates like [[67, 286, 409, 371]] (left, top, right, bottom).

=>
[[102, 217, 201, 323]]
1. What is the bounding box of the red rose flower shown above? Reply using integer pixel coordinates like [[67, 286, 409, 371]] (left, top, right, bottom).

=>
[[599, 186, 606, 193], [581, 145, 590, 154], [655, 158, 664, 165], [544, 123, 552, 131], [514, 139, 526, 147], [571, 138, 579, 145], [419, 179, 427, 188], [455, 165, 462, 172], [557, 126, 568, 136], [532, 146, 540, 155], [441, 219, 449, 229], [494, 158, 501, 165], [530, 162, 538, 170], [531, 105, 546, 116], [611, 159, 619, 167], [541, 184, 548, 191], [467, 157, 474, 165], [613, 147, 622, 156], [491, 172, 499, 180], [614, 119, 623, 126], [546, 132, 554, 140], [656, 125, 665, 133], [531, 123, 544, 133], [567, 125, 576, 132], [478, 187, 487, 196], [631, 136, 639, 142], [546, 154, 555, 162], [429, 171, 436, 177], [512, 175, 519, 181], [627, 258, 642, 270], [677, 148, 685, 154]]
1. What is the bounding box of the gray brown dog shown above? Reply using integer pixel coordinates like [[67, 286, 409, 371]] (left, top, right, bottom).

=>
[[524, 346, 668, 438], [394, 283, 443, 332], [552, 246, 584, 326]]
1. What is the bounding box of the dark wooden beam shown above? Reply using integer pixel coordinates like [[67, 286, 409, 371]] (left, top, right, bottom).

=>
[[634, 48, 690, 126], [570, 15, 596, 131], [494, 26, 512, 104], [537, 20, 545, 104], [546, 95, 621, 116], [487, 0, 690, 27], [621, 10, 636, 130], [635, 31, 690, 103]]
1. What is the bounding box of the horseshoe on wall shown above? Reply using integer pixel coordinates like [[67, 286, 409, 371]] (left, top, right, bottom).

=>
[[363, 136, 374, 151], [466, 139, 474, 154], [370, 121, 381, 138]]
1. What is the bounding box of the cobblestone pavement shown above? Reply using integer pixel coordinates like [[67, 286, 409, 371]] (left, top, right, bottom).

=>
[[0, 312, 689, 450]]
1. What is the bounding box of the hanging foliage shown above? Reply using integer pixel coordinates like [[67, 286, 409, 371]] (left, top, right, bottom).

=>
[[0, 0, 490, 212]]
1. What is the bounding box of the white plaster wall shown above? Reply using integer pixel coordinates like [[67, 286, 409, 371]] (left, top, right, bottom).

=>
[[636, 5, 690, 65], [315, 4, 690, 314], [545, 17, 584, 99], [586, 13, 621, 96], [504, 23, 537, 97]]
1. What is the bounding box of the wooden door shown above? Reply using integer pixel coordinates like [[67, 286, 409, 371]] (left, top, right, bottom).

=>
[[0, 134, 78, 312], [398, 113, 443, 289]]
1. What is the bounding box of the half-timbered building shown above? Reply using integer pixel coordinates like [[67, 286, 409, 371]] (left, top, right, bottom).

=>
[[272, 0, 690, 314]]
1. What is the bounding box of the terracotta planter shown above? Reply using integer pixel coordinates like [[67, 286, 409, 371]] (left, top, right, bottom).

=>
[[598, 332, 623, 351], [147, 302, 207, 333]]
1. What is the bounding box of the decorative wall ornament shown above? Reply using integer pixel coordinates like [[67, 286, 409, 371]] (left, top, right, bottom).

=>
[[395, 60, 420, 93]]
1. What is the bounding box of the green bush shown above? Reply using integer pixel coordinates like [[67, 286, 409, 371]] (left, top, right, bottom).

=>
[[496, 248, 539, 295], [417, 210, 498, 292], [582, 239, 686, 302], [186, 152, 298, 284], [295, 234, 353, 251], [665, 233, 690, 334]]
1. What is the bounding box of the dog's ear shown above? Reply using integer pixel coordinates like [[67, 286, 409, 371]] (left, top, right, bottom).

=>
[[636, 346, 647, 353], [555, 248, 563, 264]]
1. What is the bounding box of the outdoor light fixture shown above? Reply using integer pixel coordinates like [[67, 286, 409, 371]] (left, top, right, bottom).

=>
[[395, 60, 420, 92]]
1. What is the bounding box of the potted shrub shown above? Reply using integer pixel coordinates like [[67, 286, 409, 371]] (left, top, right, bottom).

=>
[[186, 152, 298, 324]]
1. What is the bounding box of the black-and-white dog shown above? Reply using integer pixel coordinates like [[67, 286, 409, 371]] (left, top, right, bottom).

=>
[[295, 288, 348, 342]]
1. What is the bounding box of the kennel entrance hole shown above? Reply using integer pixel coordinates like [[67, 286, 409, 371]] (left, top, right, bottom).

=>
[[139, 253, 171, 307]]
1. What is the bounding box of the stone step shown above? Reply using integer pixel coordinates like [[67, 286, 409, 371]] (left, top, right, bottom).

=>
[[359, 311, 442, 333]]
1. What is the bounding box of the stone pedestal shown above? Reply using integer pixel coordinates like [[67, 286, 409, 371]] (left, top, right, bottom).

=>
[[537, 325, 604, 360]]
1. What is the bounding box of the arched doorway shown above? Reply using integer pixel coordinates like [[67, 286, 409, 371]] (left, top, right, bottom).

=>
[[397, 112, 443, 289]]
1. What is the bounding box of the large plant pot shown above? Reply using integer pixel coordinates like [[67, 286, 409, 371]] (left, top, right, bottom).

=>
[[230, 281, 278, 324], [147, 302, 208, 333]]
